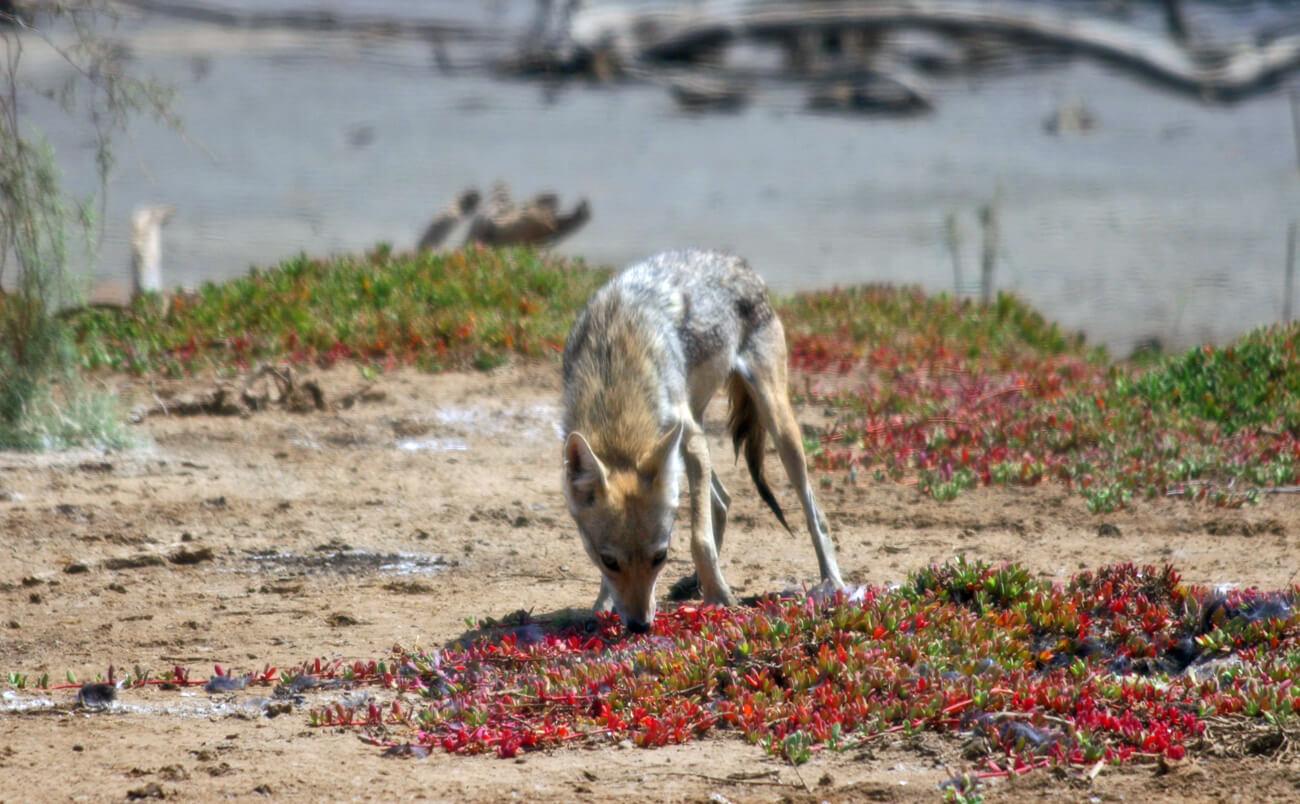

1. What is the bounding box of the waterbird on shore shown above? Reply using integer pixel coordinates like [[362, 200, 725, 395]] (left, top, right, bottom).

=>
[[417, 189, 481, 252], [462, 182, 591, 248]]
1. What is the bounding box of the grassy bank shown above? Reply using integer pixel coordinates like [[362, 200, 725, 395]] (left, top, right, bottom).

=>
[[784, 289, 1299, 511], [67, 246, 609, 374], [62, 247, 1300, 508]]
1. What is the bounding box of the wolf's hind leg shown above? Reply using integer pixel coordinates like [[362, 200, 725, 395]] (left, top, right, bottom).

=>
[[710, 471, 731, 553], [740, 320, 845, 588]]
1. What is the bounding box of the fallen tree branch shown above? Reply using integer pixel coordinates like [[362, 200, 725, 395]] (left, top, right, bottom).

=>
[[572, 0, 1300, 100]]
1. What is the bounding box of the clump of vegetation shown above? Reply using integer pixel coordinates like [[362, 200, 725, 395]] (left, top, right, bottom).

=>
[[67, 247, 609, 375], [1120, 326, 1300, 435], [319, 560, 1299, 772], [0, 3, 172, 450], [780, 287, 1300, 509], [64, 257, 1299, 506], [18, 559, 1293, 779]]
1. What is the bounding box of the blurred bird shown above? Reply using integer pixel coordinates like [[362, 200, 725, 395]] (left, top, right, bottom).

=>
[[462, 181, 590, 248], [417, 188, 482, 252]]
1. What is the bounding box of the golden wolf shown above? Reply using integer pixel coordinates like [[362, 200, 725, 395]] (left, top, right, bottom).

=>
[[561, 250, 844, 633]]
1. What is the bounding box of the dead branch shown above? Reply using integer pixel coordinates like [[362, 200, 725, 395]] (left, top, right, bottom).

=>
[[572, 0, 1300, 101]]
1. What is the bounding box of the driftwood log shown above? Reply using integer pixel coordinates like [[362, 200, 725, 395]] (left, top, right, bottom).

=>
[[570, 0, 1300, 100]]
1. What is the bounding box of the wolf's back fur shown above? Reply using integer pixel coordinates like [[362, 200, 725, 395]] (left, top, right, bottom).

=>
[[563, 251, 783, 522]]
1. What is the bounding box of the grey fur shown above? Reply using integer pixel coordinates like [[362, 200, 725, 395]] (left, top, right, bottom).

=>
[[563, 249, 774, 429]]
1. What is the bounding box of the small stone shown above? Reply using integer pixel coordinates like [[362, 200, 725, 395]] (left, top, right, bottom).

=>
[[158, 765, 189, 782], [76, 682, 117, 709], [264, 701, 293, 718], [168, 546, 215, 565], [126, 782, 166, 799], [64, 562, 90, 574], [103, 554, 165, 571], [1097, 523, 1122, 538]]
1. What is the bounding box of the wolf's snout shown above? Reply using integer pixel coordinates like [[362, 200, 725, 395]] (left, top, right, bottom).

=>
[[625, 618, 651, 635]]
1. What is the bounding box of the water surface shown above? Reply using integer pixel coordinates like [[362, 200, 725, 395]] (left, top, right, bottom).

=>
[[15, 1, 1300, 354]]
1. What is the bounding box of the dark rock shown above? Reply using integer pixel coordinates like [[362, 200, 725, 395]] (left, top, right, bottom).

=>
[[104, 555, 165, 571], [77, 682, 118, 709], [168, 546, 215, 565], [126, 782, 166, 800], [204, 675, 249, 693]]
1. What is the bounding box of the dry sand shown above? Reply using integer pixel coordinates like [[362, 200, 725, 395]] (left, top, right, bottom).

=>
[[1, 365, 1297, 801]]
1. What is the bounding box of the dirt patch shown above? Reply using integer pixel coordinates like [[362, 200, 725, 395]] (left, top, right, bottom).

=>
[[2, 364, 1298, 801]]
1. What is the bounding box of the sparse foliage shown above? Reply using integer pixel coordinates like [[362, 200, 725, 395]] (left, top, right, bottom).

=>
[[0, 1, 174, 448]]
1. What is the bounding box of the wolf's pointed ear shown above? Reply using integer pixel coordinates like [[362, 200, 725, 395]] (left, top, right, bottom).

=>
[[564, 432, 607, 507], [638, 420, 684, 481]]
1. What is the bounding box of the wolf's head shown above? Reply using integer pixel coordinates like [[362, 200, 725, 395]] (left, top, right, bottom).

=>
[[562, 423, 683, 634]]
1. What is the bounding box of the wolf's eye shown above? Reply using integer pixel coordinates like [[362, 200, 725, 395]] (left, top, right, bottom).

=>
[[651, 549, 668, 567], [601, 555, 620, 573]]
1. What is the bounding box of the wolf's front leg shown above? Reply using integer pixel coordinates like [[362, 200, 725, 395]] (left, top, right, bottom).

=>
[[593, 577, 614, 613], [683, 423, 736, 606]]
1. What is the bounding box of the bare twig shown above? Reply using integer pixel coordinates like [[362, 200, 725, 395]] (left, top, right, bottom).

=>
[[1291, 87, 1300, 171], [1285, 221, 1297, 323], [1165, 483, 1300, 497], [656, 771, 796, 788], [944, 212, 963, 296], [979, 202, 998, 305], [791, 763, 813, 794]]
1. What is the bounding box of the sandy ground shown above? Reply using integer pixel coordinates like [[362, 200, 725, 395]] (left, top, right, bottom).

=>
[[1, 364, 1298, 802]]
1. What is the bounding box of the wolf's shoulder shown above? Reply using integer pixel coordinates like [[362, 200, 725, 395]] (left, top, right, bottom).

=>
[[618, 249, 752, 287]]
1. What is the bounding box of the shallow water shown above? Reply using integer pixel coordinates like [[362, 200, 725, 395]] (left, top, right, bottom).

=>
[[242, 548, 449, 575], [12, 1, 1300, 355]]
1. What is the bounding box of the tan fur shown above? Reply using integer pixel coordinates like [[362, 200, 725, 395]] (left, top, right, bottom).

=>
[[564, 309, 663, 468]]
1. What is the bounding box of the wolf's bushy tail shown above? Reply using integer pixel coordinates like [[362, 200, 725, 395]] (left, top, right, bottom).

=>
[[727, 373, 792, 533]]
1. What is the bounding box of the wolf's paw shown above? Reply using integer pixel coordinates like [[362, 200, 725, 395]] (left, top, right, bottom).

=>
[[808, 577, 848, 605], [668, 573, 700, 602], [702, 587, 738, 608]]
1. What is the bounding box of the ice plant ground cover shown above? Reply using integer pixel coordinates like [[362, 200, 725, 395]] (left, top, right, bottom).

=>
[[782, 288, 1300, 511], [65, 246, 610, 374], [307, 560, 1298, 775], [12, 559, 1293, 784], [63, 248, 1300, 510]]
